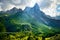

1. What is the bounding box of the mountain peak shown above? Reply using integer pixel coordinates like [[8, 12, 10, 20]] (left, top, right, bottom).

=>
[[11, 7, 18, 11], [34, 3, 39, 7], [31, 3, 40, 11], [24, 3, 40, 12], [33, 3, 39, 9], [6, 7, 22, 14]]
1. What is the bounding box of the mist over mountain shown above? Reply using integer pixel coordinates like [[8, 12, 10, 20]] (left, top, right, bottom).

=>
[[0, 3, 60, 34]]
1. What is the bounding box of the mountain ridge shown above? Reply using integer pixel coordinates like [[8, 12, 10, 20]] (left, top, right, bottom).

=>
[[0, 3, 60, 33]]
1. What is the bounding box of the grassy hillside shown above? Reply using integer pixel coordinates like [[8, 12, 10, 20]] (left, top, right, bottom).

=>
[[0, 12, 60, 40]]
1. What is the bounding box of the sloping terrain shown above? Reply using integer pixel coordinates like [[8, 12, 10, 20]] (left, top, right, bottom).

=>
[[0, 3, 60, 40]]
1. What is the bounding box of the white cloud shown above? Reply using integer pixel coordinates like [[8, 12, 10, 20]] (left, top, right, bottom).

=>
[[0, 0, 60, 17], [0, 0, 38, 11], [0, 0, 53, 11], [40, 0, 60, 17], [38, 0, 53, 9], [11, 0, 21, 4]]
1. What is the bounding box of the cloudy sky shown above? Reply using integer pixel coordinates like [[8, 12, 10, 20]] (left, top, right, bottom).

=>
[[0, 0, 60, 17]]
